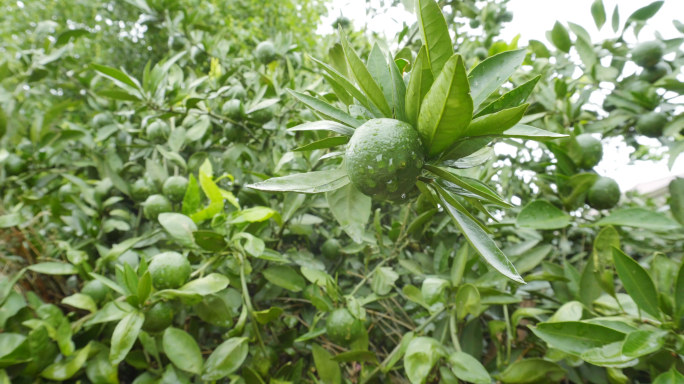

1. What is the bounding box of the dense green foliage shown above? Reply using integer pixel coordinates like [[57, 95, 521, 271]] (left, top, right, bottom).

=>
[[1, 0, 683, 383]]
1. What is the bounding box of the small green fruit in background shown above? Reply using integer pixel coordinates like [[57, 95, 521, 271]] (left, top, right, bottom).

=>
[[142, 194, 172, 219], [145, 120, 170, 142], [636, 111, 668, 138], [587, 176, 620, 210], [148, 251, 191, 290], [81, 280, 110, 304], [5, 153, 28, 176], [575, 134, 603, 169], [162, 175, 188, 203], [326, 308, 364, 345], [221, 99, 244, 120], [631, 40, 665, 68], [321, 238, 341, 259], [142, 301, 175, 332], [255, 41, 277, 64]]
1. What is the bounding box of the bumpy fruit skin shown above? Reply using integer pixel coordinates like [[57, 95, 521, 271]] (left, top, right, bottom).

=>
[[636, 112, 668, 138], [148, 251, 191, 290], [575, 134, 603, 169], [255, 41, 277, 64], [345, 118, 425, 201], [142, 301, 174, 332], [326, 308, 364, 345], [587, 176, 620, 210], [142, 194, 173, 219], [5, 154, 28, 176], [81, 280, 110, 304], [631, 41, 665, 68], [640, 61, 670, 83], [162, 175, 188, 203]]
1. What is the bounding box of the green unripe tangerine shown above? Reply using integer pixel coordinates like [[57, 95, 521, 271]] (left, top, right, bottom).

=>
[[326, 308, 364, 345], [221, 99, 244, 120], [321, 238, 341, 259], [131, 179, 153, 202], [142, 194, 172, 219], [631, 40, 665, 68], [587, 176, 621, 210], [255, 41, 277, 64], [575, 134, 603, 169], [142, 301, 175, 332], [636, 112, 668, 138], [162, 176, 188, 203], [345, 118, 425, 201], [145, 120, 170, 142], [148, 251, 191, 290], [81, 280, 110, 304], [640, 61, 670, 83], [5, 154, 28, 176]]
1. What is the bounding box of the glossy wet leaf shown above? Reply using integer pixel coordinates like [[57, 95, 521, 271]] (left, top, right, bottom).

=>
[[163, 327, 203, 374], [326, 183, 371, 243], [403, 337, 443, 384], [40, 343, 91, 381], [109, 310, 144, 364], [159, 213, 197, 247], [312, 344, 341, 384], [530, 321, 625, 356], [202, 337, 248, 381], [263, 265, 306, 292], [468, 49, 526, 109], [495, 358, 565, 383], [247, 168, 349, 194], [516, 200, 571, 230], [405, 46, 433, 127], [415, 0, 452, 77], [612, 248, 660, 319]]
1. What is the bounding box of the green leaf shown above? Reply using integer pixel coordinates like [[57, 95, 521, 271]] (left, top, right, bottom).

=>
[[611, 5, 620, 32], [288, 120, 355, 136], [418, 55, 473, 157], [612, 248, 660, 319], [158, 213, 197, 247], [201, 337, 248, 381], [288, 90, 362, 128], [426, 165, 511, 207], [367, 44, 395, 116], [339, 30, 392, 117], [669, 178, 684, 225], [311, 57, 373, 112], [0, 333, 30, 366], [0, 213, 22, 228], [253, 306, 283, 324], [621, 330, 667, 358], [442, 147, 493, 169], [312, 344, 341, 384], [462, 104, 528, 138], [109, 310, 144, 364], [40, 343, 91, 381], [62, 293, 97, 313], [468, 49, 527, 109], [676, 262, 684, 327], [415, 0, 452, 77], [550, 22, 572, 53], [454, 284, 480, 320], [595, 208, 681, 231], [331, 350, 378, 363], [627, 1, 663, 22], [437, 191, 524, 284], [591, 0, 607, 29], [389, 53, 407, 122], [247, 168, 349, 194], [495, 358, 565, 384], [193, 230, 227, 252], [447, 351, 490, 384], [163, 328, 203, 374], [326, 183, 371, 243], [263, 265, 306, 292], [371, 267, 399, 296], [593, 226, 619, 295], [580, 342, 636, 367], [293, 136, 349, 152], [475, 75, 540, 118], [92, 64, 141, 95], [516, 200, 571, 230], [177, 273, 230, 296], [530, 321, 625, 356], [27, 262, 78, 275], [404, 337, 443, 384], [406, 46, 434, 128], [653, 367, 684, 384]]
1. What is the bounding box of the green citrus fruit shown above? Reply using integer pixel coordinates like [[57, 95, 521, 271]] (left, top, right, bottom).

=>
[[474, 47, 488, 60], [326, 308, 364, 345], [249, 106, 275, 123], [587, 176, 620, 210], [345, 118, 425, 201], [640, 61, 670, 83], [142, 194, 173, 219], [162, 175, 188, 203], [574, 134, 603, 169], [142, 301, 175, 332], [221, 99, 244, 120], [5, 154, 28, 176], [148, 251, 191, 290], [93, 112, 113, 127], [636, 112, 667, 138], [255, 41, 277, 64], [145, 120, 170, 142], [81, 279, 110, 304], [321, 238, 341, 259], [131, 179, 153, 202], [469, 19, 480, 28], [631, 40, 665, 68]]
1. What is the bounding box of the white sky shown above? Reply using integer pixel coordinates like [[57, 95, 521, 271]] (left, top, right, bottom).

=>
[[319, 0, 684, 191]]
